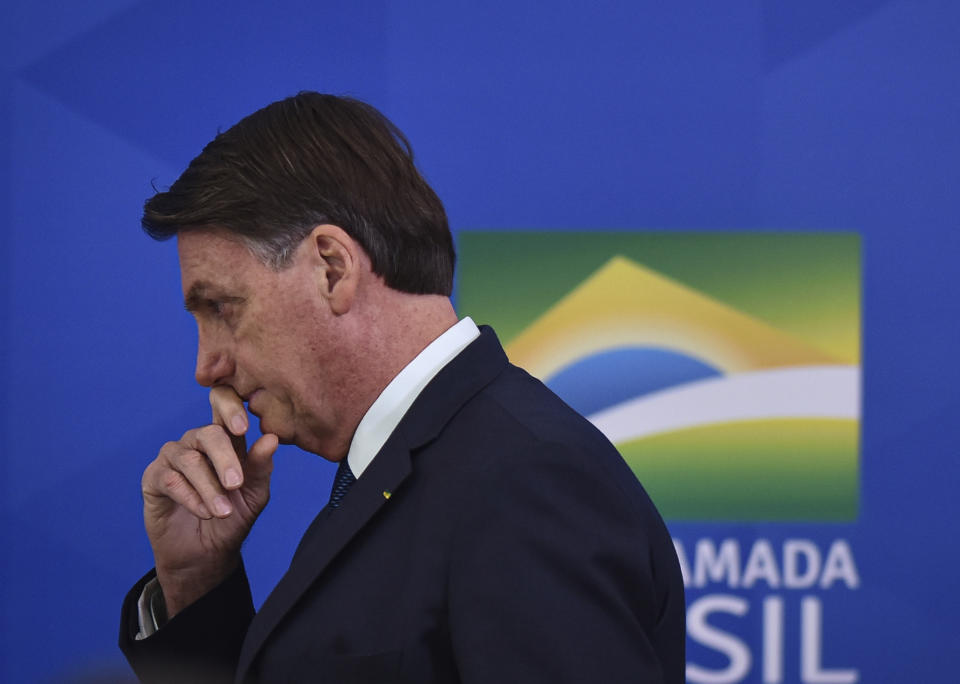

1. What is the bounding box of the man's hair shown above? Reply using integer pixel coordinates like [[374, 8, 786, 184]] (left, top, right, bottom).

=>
[[142, 92, 455, 295]]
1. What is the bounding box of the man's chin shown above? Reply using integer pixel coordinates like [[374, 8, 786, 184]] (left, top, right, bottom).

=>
[[254, 415, 293, 444]]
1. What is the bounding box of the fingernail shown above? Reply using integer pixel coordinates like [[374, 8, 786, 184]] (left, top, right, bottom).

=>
[[231, 415, 246, 434], [214, 495, 233, 517], [224, 468, 242, 488]]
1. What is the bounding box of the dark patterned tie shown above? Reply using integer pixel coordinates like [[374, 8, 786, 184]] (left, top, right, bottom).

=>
[[328, 458, 356, 509]]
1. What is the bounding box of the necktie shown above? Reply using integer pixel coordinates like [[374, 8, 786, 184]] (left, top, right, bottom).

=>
[[328, 458, 356, 509]]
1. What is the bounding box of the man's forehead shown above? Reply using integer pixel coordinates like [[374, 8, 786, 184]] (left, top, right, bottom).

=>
[[177, 228, 250, 262], [177, 230, 256, 283]]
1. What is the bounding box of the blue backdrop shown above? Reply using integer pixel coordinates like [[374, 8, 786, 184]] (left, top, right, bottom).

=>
[[2, 2, 958, 682]]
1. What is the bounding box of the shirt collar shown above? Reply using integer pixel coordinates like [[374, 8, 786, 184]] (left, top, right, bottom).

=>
[[345, 317, 480, 478]]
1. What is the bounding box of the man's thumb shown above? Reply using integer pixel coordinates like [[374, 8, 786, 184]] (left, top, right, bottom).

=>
[[244, 433, 278, 492]]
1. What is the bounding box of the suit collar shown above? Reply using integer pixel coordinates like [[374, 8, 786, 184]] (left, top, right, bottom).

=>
[[236, 326, 507, 681], [395, 325, 508, 449]]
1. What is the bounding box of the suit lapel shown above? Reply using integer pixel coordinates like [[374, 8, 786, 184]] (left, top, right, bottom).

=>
[[236, 437, 412, 680]]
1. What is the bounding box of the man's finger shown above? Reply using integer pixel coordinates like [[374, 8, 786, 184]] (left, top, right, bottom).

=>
[[143, 457, 214, 520], [210, 386, 249, 462], [182, 424, 245, 493], [171, 447, 235, 517], [210, 386, 249, 436]]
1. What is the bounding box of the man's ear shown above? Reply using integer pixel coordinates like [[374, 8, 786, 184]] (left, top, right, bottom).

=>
[[309, 224, 361, 315]]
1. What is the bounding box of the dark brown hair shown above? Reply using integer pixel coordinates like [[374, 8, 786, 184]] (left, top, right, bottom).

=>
[[142, 92, 455, 295]]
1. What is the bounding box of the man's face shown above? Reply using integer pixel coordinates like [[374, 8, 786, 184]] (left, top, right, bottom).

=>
[[178, 229, 344, 454]]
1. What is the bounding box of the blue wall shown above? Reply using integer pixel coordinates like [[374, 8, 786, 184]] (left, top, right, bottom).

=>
[[2, 1, 958, 681]]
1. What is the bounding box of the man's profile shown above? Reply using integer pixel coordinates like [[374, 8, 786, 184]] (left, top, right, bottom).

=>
[[119, 92, 685, 683]]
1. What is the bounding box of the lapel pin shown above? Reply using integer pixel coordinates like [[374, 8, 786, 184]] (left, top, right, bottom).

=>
[[383, 490, 392, 499]]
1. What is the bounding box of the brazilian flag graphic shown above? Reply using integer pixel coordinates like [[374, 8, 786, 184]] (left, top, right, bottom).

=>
[[457, 232, 861, 521]]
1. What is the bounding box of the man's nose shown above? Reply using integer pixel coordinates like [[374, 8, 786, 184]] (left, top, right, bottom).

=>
[[195, 334, 234, 387]]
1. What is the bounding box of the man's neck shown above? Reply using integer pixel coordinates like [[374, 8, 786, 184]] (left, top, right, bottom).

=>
[[319, 291, 459, 461], [346, 317, 480, 478]]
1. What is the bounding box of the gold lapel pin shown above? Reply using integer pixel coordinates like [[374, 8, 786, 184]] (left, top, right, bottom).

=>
[[383, 490, 392, 499]]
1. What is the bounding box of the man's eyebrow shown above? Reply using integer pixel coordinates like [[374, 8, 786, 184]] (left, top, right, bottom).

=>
[[183, 282, 244, 312]]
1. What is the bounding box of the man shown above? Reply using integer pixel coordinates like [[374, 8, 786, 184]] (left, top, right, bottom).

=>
[[119, 92, 685, 683]]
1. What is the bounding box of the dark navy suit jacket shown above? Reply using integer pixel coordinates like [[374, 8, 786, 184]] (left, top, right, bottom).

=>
[[120, 327, 685, 683]]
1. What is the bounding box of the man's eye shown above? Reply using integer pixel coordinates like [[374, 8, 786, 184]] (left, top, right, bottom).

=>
[[188, 296, 242, 321], [205, 300, 225, 316]]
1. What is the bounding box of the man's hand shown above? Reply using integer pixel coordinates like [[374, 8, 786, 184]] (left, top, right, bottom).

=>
[[141, 387, 279, 617]]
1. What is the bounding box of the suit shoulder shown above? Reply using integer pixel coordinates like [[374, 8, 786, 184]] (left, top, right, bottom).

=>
[[430, 363, 660, 518], [459, 364, 623, 460]]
